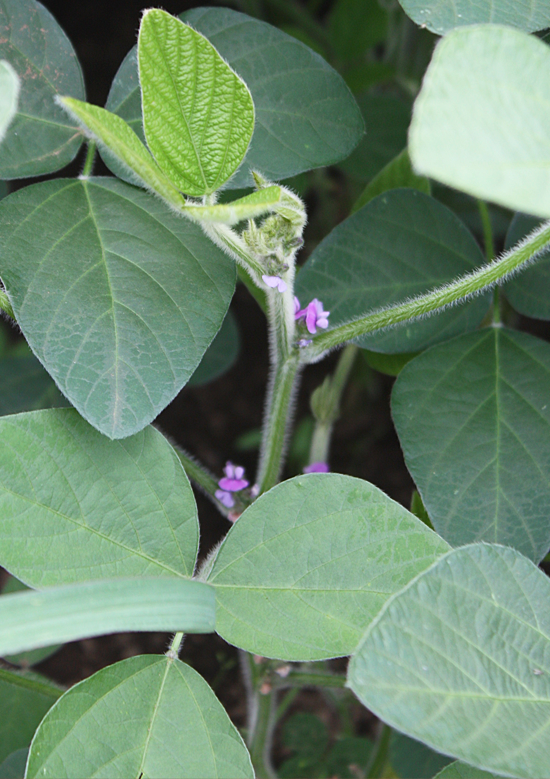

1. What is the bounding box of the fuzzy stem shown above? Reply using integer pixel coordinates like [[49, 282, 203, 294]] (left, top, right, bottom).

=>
[[0, 289, 14, 319], [249, 688, 277, 779], [81, 141, 97, 178], [201, 222, 266, 282], [303, 219, 550, 360], [166, 631, 184, 660], [174, 447, 234, 518]]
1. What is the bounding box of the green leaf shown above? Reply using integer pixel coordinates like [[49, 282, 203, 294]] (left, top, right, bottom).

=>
[[2, 577, 61, 667], [410, 25, 550, 218], [392, 328, 550, 562], [295, 189, 489, 354], [0, 668, 61, 763], [183, 186, 282, 225], [338, 94, 410, 182], [0, 409, 199, 586], [503, 214, 550, 320], [0, 578, 215, 657], [209, 473, 449, 661], [362, 349, 418, 377], [0, 0, 85, 178], [0, 178, 235, 439], [325, 738, 373, 779], [0, 355, 69, 417], [399, 0, 550, 35], [105, 8, 364, 189], [0, 749, 28, 779], [348, 543, 550, 779], [352, 148, 430, 213], [138, 10, 254, 196], [328, 0, 388, 60], [389, 731, 451, 779], [27, 655, 253, 779], [434, 762, 504, 779], [188, 310, 239, 387], [0, 61, 19, 143], [58, 97, 185, 211]]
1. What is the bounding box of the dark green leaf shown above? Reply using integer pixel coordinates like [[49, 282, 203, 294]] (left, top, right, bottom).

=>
[[399, 0, 550, 35], [282, 713, 328, 758], [296, 189, 489, 354], [0, 178, 235, 438], [389, 731, 451, 779], [352, 148, 430, 213], [392, 328, 550, 562], [328, 0, 388, 60], [362, 349, 418, 377], [325, 737, 373, 779], [188, 311, 239, 386], [0, 355, 69, 417], [504, 213, 550, 320], [434, 762, 505, 779], [0, 749, 28, 779], [0, 0, 85, 178]]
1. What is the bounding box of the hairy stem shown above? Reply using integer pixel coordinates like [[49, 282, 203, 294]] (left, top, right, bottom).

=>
[[81, 141, 97, 178], [249, 688, 277, 779], [0, 289, 14, 319], [174, 447, 234, 518]]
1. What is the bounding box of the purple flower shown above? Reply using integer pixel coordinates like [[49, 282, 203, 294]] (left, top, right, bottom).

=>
[[295, 298, 330, 334], [294, 296, 302, 317], [215, 489, 235, 508], [262, 274, 287, 293], [303, 461, 330, 473], [218, 461, 249, 492], [297, 338, 312, 348]]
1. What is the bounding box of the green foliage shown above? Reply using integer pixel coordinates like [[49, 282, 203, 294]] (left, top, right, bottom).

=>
[[389, 731, 451, 778], [0, 355, 69, 416], [504, 213, 550, 320], [352, 148, 431, 213], [26, 656, 252, 778], [399, 0, 550, 35], [0, 0, 85, 178], [1, 576, 61, 667], [0, 61, 19, 142], [188, 311, 239, 387], [434, 762, 504, 779], [348, 543, 550, 778], [0, 749, 28, 779]]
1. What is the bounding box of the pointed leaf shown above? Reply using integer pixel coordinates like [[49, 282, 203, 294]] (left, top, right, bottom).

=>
[[0, 178, 235, 438], [138, 10, 254, 196], [188, 310, 239, 387], [295, 189, 489, 354], [209, 473, 449, 661], [0, 409, 199, 586], [0, 355, 69, 417], [0, 61, 19, 143], [410, 26, 550, 218], [105, 8, 364, 189], [392, 328, 550, 562], [348, 543, 550, 779], [399, 0, 550, 35], [27, 655, 253, 779], [0, 0, 85, 178], [0, 578, 215, 657], [352, 148, 430, 213], [0, 668, 61, 763], [503, 213, 550, 320]]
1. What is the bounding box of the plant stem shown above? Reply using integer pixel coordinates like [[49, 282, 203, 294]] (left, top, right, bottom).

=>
[[305, 219, 550, 359], [275, 670, 347, 689], [174, 447, 234, 518], [81, 141, 97, 178], [365, 723, 392, 779], [249, 687, 277, 779], [166, 631, 184, 659], [0, 289, 14, 319]]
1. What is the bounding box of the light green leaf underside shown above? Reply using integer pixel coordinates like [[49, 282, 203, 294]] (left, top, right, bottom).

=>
[[0, 668, 61, 763], [295, 189, 489, 354], [27, 655, 253, 779], [0, 748, 28, 779], [0, 0, 85, 178], [183, 186, 281, 225], [0, 409, 199, 586], [209, 473, 449, 661], [352, 148, 430, 213], [504, 214, 550, 320], [138, 10, 254, 196], [348, 543, 550, 778], [434, 761, 505, 779], [0, 61, 19, 143], [0, 579, 215, 658], [399, 0, 550, 35], [105, 8, 364, 189], [392, 328, 550, 562], [2, 576, 61, 667], [0, 177, 235, 439], [410, 25, 550, 218], [0, 354, 69, 416], [188, 310, 239, 386]]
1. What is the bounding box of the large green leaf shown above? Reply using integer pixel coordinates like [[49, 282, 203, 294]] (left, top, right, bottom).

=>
[[0, 355, 69, 417], [348, 543, 550, 778], [295, 189, 489, 354], [0, 578, 215, 657], [2, 576, 61, 667], [503, 214, 550, 320], [0, 668, 61, 763], [0, 61, 18, 143], [105, 8, 364, 189], [0, 178, 235, 438], [188, 310, 239, 386], [410, 25, 550, 218], [389, 731, 451, 779], [352, 148, 430, 213], [0, 409, 199, 586], [392, 328, 550, 562], [27, 655, 253, 779], [0, 0, 85, 178], [209, 473, 449, 661], [434, 762, 504, 779], [399, 0, 550, 35], [139, 10, 254, 196]]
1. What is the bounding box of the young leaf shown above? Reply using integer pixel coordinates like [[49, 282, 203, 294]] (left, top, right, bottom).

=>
[[0, 578, 215, 657], [0, 355, 69, 417], [188, 310, 239, 387], [392, 328, 550, 562], [0, 178, 235, 439], [183, 186, 282, 225], [410, 25, 550, 218], [352, 148, 430, 213], [295, 189, 489, 355], [209, 473, 449, 661], [26, 656, 253, 779], [138, 9, 254, 196], [399, 0, 550, 35], [0, 0, 85, 178], [503, 213, 550, 320], [348, 543, 550, 779], [0, 668, 61, 763], [0, 61, 19, 143], [105, 8, 364, 189], [0, 409, 199, 586]]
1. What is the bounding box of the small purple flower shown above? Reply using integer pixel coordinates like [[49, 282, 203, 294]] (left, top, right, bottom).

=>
[[303, 461, 330, 473], [297, 338, 312, 348], [303, 299, 330, 334], [215, 489, 235, 508], [262, 274, 287, 293], [218, 461, 249, 492], [294, 296, 302, 317]]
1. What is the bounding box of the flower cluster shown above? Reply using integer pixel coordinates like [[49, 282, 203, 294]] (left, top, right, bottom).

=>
[[215, 461, 253, 509], [294, 296, 330, 346], [303, 461, 329, 473]]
